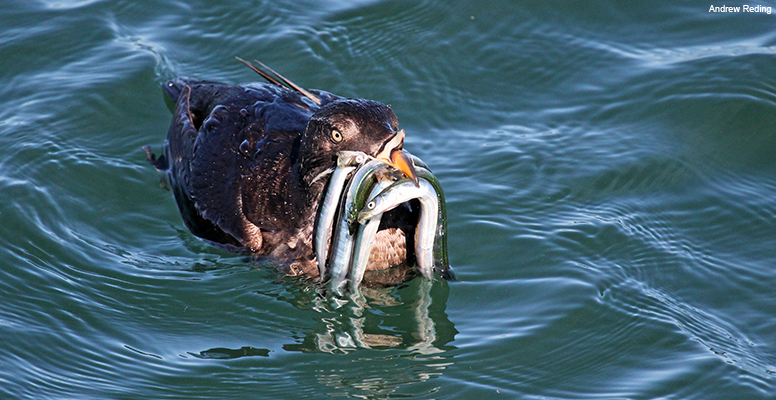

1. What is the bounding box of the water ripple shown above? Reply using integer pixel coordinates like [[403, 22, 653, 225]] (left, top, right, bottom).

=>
[[2, 0, 776, 398]]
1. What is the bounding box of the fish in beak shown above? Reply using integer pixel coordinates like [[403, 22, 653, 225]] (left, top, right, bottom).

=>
[[374, 129, 419, 187]]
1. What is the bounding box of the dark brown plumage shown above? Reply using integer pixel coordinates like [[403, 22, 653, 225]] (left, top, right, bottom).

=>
[[146, 67, 420, 280]]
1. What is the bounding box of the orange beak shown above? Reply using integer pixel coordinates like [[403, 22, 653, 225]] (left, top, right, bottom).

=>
[[375, 129, 419, 187], [387, 148, 419, 187]]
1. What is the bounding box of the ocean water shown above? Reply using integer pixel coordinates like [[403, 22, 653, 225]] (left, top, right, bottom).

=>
[[1, 1, 775, 398]]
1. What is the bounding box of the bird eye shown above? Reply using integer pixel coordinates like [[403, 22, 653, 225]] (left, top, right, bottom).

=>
[[331, 128, 343, 143]]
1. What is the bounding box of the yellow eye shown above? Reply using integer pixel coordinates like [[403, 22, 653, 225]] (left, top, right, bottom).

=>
[[331, 128, 343, 143]]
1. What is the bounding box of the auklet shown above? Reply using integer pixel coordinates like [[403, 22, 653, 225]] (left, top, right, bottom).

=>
[[145, 60, 421, 281]]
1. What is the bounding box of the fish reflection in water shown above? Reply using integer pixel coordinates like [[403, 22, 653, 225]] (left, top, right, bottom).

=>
[[291, 279, 456, 355], [188, 278, 456, 396], [286, 279, 457, 395]]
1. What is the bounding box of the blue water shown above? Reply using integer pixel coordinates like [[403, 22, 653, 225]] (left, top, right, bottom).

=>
[[1, 1, 776, 398]]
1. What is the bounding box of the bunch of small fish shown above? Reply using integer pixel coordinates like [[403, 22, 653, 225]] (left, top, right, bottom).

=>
[[315, 151, 452, 293]]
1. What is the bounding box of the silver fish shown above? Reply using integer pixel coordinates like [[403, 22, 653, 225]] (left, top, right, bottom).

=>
[[315, 151, 368, 277], [347, 178, 396, 291], [317, 150, 451, 291], [413, 168, 453, 280], [328, 159, 390, 291], [358, 178, 438, 279]]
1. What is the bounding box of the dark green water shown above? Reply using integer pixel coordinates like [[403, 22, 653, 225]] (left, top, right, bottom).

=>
[[2, 0, 776, 398]]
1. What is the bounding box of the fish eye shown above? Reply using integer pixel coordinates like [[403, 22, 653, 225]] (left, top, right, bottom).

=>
[[331, 128, 343, 143], [367, 201, 375, 210]]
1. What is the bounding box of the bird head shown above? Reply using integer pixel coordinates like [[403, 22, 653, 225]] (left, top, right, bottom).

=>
[[301, 99, 418, 186]]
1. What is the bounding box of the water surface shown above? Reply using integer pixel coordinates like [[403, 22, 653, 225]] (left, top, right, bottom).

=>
[[1, 1, 775, 398]]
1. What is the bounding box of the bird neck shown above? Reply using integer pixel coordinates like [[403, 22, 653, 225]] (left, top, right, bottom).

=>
[[297, 144, 334, 186], [295, 155, 334, 211]]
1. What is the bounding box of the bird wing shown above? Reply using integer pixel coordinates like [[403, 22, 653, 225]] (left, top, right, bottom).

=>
[[166, 80, 264, 250], [165, 78, 326, 251]]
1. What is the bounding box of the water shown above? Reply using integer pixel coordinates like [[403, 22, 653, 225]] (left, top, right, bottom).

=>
[[2, 0, 776, 398]]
